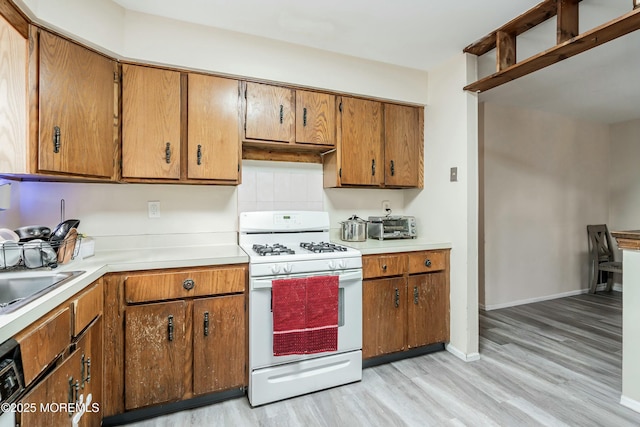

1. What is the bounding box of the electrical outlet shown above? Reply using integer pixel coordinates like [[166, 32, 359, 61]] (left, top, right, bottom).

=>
[[382, 200, 391, 211], [148, 201, 160, 218]]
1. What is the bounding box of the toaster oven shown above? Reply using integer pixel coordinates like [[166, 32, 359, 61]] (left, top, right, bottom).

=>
[[367, 216, 417, 240]]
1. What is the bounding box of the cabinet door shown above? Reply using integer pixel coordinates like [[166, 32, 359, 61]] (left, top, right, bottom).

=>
[[245, 82, 294, 143], [19, 349, 82, 427], [296, 90, 335, 146], [75, 316, 103, 427], [122, 64, 181, 179], [384, 104, 421, 187], [124, 301, 186, 409], [362, 278, 406, 358], [193, 295, 245, 395], [38, 30, 115, 178], [407, 272, 449, 348], [0, 14, 28, 175], [340, 97, 383, 186], [187, 74, 240, 181]]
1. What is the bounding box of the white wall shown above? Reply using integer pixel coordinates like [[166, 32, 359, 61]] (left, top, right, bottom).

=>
[[0, 181, 21, 229], [481, 102, 610, 309], [609, 118, 640, 232], [406, 54, 479, 359]]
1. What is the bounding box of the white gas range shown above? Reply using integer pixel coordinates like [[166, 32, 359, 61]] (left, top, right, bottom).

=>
[[239, 211, 363, 407]]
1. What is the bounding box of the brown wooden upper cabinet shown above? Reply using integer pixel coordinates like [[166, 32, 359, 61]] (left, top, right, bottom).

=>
[[38, 30, 117, 179], [122, 64, 181, 180], [187, 74, 241, 182], [244, 82, 336, 148], [384, 104, 422, 188], [323, 98, 423, 188]]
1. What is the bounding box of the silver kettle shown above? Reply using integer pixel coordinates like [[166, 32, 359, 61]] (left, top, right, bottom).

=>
[[340, 215, 367, 242]]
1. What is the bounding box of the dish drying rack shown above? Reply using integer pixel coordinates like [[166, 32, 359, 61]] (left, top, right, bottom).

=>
[[0, 235, 83, 271]]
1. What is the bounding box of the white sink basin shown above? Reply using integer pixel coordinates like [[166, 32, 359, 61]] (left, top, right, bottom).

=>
[[0, 270, 85, 314]]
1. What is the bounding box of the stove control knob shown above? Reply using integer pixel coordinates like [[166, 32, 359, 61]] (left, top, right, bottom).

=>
[[328, 261, 336, 270], [271, 265, 281, 274], [338, 260, 347, 269], [283, 263, 293, 274]]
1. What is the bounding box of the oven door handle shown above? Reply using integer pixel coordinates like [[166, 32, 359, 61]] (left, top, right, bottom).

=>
[[251, 269, 362, 289]]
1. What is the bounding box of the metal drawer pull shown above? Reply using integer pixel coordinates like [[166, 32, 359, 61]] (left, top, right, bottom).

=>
[[414, 286, 419, 305], [81, 354, 91, 388], [279, 105, 284, 124], [53, 126, 61, 153], [390, 160, 395, 176], [204, 311, 209, 337], [197, 144, 202, 165], [165, 142, 171, 164], [394, 288, 400, 308], [372, 159, 376, 176], [424, 259, 432, 267], [183, 279, 195, 290], [168, 315, 174, 341], [382, 264, 387, 271], [303, 107, 307, 126]]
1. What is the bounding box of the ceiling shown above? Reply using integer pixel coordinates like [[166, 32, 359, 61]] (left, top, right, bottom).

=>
[[112, 0, 640, 124]]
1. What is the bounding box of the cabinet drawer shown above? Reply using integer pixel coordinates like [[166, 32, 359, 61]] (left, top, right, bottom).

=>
[[17, 307, 71, 386], [362, 254, 406, 279], [408, 250, 446, 274], [72, 280, 103, 337], [125, 266, 247, 303]]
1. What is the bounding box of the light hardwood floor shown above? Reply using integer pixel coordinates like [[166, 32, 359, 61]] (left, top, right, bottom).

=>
[[129, 292, 640, 426]]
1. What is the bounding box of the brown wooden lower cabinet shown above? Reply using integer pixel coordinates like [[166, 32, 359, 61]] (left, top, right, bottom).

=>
[[362, 278, 406, 358], [193, 295, 245, 396], [19, 315, 103, 427], [362, 250, 450, 360], [124, 301, 187, 410], [105, 265, 248, 415]]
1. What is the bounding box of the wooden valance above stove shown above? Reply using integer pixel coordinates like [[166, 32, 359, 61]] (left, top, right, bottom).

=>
[[463, 0, 640, 93]]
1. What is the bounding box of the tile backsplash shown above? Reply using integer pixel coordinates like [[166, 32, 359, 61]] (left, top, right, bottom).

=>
[[238, 160, 324, 213]]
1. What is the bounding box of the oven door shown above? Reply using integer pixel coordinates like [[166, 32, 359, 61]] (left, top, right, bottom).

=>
[[249, 268, 362, 370]]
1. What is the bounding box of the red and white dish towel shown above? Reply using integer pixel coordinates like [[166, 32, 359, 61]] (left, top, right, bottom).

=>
[[272, 275, 339, 356]]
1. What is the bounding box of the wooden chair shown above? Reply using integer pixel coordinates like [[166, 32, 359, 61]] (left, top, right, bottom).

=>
[[587, 224, 622, 294]]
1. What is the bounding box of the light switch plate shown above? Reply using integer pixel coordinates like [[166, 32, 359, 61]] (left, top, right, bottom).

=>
[[450, 167, 458, 182]]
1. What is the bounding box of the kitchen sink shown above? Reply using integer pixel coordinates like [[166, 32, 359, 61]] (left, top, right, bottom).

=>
[[0, 270, 85, 314]]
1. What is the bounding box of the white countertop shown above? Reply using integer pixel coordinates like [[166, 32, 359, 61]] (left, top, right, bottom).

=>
[[329, 229, 451, 255], [0, 243, 248, 343]]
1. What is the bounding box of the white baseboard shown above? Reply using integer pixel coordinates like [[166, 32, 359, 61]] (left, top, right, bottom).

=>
[[481, 289, 586, 311], [480, 284, 624, 311], [620, 395, 640, 413], [446, 344, 480, 362]]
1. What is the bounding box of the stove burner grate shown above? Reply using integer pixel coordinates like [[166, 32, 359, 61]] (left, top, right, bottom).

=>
[[299, 242, 348, 253], [252, 244, 295, 256]]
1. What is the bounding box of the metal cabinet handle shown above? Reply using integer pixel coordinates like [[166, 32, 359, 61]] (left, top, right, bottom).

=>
[[279, 105, 284, 124], [81, 354, 91, 388], [425, 259, 432, 267], [372, 159, 376, 176], [165, 142, 171, 164], [204, 311, 209, 337], [197, 144, 202, 165], [303, 107, 307, 126], [382, 264, 387, 271], [394, 288, 400, 308], [168, 315, 174, 341], [390, 160, 395, 176], [414, 286, 419, 305], [68, 377, 75, 406], [53, 126, 61, 153], [183, 279, 195, 290]]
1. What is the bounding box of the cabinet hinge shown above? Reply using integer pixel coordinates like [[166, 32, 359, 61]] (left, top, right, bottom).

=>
[[244, 87, 247, 99], [339, 102, 342, 113], [238, 163, 240, 172], [339, 168, 342, 178], [114, 71, 118, 83]]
